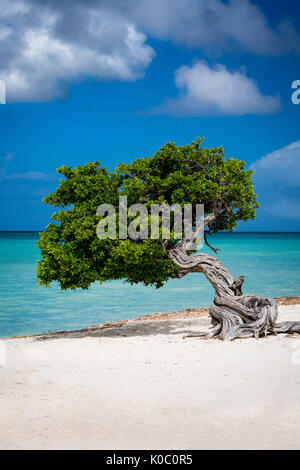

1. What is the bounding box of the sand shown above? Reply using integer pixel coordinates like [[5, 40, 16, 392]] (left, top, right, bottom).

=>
[[1, 304, 300, 450]]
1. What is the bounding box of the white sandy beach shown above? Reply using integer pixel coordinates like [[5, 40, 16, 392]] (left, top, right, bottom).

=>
[[1, 304, 300, 450]]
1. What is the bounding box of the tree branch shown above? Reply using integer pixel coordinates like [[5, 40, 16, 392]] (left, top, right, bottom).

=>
[[204, 212, 217, 227], [204, 231, 220, 254]]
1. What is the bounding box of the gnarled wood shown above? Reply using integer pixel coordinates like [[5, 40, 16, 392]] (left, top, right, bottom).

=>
[[166, 215, 300, 341]]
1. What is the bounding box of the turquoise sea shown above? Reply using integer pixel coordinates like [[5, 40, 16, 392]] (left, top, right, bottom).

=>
[[0, 232, 299, 338]]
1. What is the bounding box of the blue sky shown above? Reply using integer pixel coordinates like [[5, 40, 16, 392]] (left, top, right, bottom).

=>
[[0, 0, 299, 231]]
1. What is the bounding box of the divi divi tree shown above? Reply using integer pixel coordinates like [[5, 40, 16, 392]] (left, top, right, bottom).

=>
[[37, 138, 300, 341]]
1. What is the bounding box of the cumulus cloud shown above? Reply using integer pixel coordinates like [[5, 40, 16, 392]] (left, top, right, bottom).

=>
[[251, 140, 300, 220], [0, 0, 299, 102], [150, 62, 281, 116], [125, 0, 300, 55], [0, 0, 155, 102]]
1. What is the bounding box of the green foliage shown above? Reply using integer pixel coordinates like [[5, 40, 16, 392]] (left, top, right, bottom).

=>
[[37, 138, 258, 290]]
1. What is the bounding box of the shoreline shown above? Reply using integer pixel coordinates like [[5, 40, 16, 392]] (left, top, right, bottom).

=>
[[2, 295, 300, 341]]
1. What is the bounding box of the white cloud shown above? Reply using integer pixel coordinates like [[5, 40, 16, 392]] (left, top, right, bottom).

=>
[[150, 62, 281, 116], [126, 0, 300, 55], [251, 140, 300, 187], [0, 0, 299, 103], [251, 140, 300, 220], [0, 0, 155, 102]]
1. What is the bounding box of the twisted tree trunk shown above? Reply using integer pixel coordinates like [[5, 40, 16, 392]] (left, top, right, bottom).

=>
[[166, 216, 300, 341]]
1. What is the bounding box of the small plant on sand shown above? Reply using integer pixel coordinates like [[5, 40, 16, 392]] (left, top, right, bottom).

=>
[[37, 138, 300, 341]]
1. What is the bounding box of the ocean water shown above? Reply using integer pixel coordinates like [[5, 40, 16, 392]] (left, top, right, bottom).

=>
[[0, 232, 299, 338]]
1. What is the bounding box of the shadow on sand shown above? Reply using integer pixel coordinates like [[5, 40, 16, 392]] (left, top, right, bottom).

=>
[[35, 317, 211, 342]]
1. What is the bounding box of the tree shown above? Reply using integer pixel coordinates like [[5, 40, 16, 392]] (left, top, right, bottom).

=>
[[37, 138, 300, 341]]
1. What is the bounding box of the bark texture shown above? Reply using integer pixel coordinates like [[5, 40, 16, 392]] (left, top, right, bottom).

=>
[[166, 216, 300, 341]]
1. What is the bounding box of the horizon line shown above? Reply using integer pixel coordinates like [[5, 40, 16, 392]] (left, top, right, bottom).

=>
[[0, 230, 300, 234]]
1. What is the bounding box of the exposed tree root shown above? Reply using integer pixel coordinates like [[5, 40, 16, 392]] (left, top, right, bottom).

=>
[[184, 294, 300, 341], [167, 217, 300, 341]]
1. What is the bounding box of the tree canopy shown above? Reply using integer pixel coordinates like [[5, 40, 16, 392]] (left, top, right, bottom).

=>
[[37, 138, 258, 290]]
